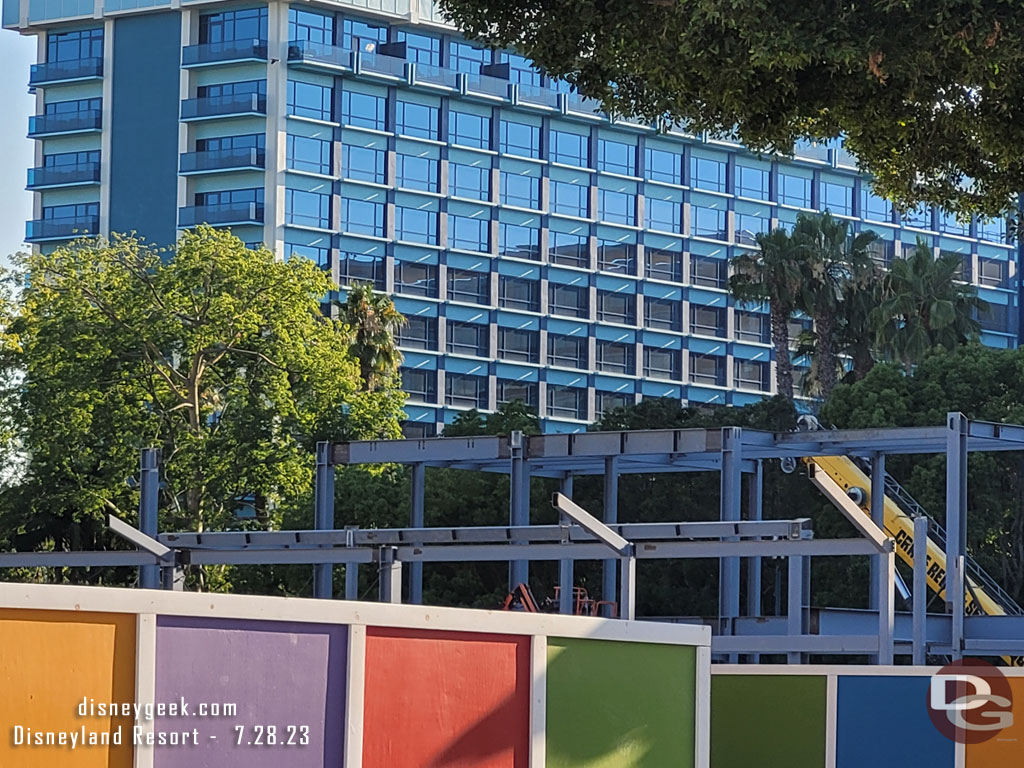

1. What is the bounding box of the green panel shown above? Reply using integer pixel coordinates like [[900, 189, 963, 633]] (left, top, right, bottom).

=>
[[546, 637, 696, 768], [710, 675, 827, 768]]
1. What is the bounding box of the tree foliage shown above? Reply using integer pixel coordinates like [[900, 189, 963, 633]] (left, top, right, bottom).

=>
[[438, 0, 1024, 218]]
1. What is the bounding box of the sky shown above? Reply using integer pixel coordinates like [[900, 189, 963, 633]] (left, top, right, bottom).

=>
[[0, 34, 38, 262]]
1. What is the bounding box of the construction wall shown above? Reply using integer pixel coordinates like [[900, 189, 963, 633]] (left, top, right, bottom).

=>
[[0, 583, 710, 768]]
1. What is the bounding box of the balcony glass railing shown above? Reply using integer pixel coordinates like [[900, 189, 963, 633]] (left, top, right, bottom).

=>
[[181, 39, 267, 66], [464, 72, 512, 99], [358, 51, 406, 78], [26, 215, 99, 241], [410, 63, 458, 90], [180, 93, 266, 120], [29, 57, 103, 84], [517, 83, 559, 109], [287, 40, 353, 69], [179, 147, 265, 173], [27, 162, 101, 188], [179, 202, 264, 227], [28, 110, 102, 136]]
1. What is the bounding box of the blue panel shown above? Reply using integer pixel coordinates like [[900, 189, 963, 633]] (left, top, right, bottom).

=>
[[836, 676, 954, 768], [109, 12, 181, 245], [394, 297, 437, 317], [688, 288, 728, 306], [402, 352, 437, 370], [446, 304, 490, 323], [594, 375, 633, 393], [688, 386, 727, 404], [547, 369, 588, 387], [444, 357, 488, 375], [732, 344, 771, 361], [3, 0, 18, 26], [642, 381, 681, 398], [547, 318, 589, 336], [689, 337, 727, 355], [403, 405, 437, 422], [494, 363, 537, 381]]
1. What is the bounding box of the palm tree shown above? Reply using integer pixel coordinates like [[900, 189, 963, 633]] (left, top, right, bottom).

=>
[[870, 240, 987, 370], [339, 282, 406, 391], [730, 229, 806, 402]]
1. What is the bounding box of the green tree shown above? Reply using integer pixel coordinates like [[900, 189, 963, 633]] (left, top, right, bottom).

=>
[[0, 227, 404, 587], [338, 282, 406, 392], [870, 241, 987, 370], [437, 0, 1024, 217]]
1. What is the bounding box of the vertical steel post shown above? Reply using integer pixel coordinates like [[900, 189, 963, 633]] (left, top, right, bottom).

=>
[[877, 547, 895, 664], [620, 550, 637, 621], [913, 516, 929, 665], [602, 455, 619, 616], [745, 461, 763, 619], [378, 547, 402, 604], [409, 462, 425, 604], [787, 554, 804, 664], [869, 453, 886, 613], [508, 431, 528, 588], [558, 475, 574, 615], [946, 412, 968, 659], [313, 441, 335, 599], [138, 448, 160, 590], [720, 428, 742, 636]]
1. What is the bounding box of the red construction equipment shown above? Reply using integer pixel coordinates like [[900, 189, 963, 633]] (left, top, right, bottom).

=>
[[501, 583, 617, 617]]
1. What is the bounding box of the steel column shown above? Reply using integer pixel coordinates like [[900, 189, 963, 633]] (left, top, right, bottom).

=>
[[787, 554, 804, 664], [138, 448, 160, 590], [602, 455, 619, 616], [313, 441, 335, 599], [913, 515, 928, 664], [620, 551, 636, 621], [509, 431, 528, 588], [378, 547, 402, 604], [720, 428, 742, 635], [745, 461, 763, 619], [946, 412, 968, 659], [558, 475, 574, 615], [409, 462, 425, 604], [877, 547, 895, 664], [868, 452, 885, 613]]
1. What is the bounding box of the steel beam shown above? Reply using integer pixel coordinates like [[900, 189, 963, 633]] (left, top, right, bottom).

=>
[[868, 453, 885, 614], [138, 448, 160, 589], [746, 461, 763, 618], [946, 412, 968, 659], [620, 553, 637, 620], [558, 475, 574, 615], [877, 548, 895, 664], [913, 515, 928, 664], [378, 547, 401, 604], [409, 462, 425, 604], [0, 551, 159, 567], [313, 441, 336, 599], [788, 555, 804, 664], [509, 431, 528, 588], [719, 428, 742, 635], [602, 455, 619, 616]]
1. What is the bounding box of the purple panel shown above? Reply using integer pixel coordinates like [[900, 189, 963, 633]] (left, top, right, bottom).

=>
[[153, 616, 346, 768]]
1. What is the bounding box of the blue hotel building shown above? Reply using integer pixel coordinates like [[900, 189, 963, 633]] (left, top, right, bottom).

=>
[[5, 0, 1021, 434]]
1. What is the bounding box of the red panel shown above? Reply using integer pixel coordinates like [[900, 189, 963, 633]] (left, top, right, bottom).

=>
[[363, 627, 530, 768]]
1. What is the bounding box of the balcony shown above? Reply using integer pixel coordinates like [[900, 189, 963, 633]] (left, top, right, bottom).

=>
[[29, 57, 103, 85], [180, 93, 266, 121], [515, 83, 559, 111], [179, 202, 264, 227], [356, 51, 406, 79], [26, 215, 99, 242], [409, 63, 458, 91], [27, 162, 101, 189], [287, 40, 353, 72], [181, 39, 267, 67], [462, 72, 512, 101], [28, 110, 102, 137], [179, 147, 265, 174]]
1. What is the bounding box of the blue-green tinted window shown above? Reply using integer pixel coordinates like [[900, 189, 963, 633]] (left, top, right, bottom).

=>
[[288, 135, 332, 175], [198, 80, 265, 98], [979, 303, 1011, 333], [341, 17, 387, 52], [341, 89, 385, 130], [395, 207, 438, 245], [979, 217, 1006, 243], [449, 163, 490, 200], [645, 247, 683, 281], [447, 372, 487, 408], [499, 327, 540, 363], [448, 268, 489, 304], [597, 290, 635, 324], [821, 181, 852, 215], [200, 8, 267, 44], [396, 100, 438, 140], [285, 189, 330, 229], [551, 181, 588, 217], [499, 276, 540, 311], [598, 240, 635, 273], [549, 283, 588, 318], [286, 242, 329, 267], [736, 213, 767, 245], [691, 304, 726, 336], [289, 9, 333, 44], [197, 133, 264, 153], [903, 205, 932, 229], [500, 171, 539, 208], [402, 368, 437, 402], [779, 173, 810, 207], [941, 210, 969, 236], [497, 378, 537, 408], [450, 110, 491, 149], [548, 333, 587, 367], [598, 189, 635, 225], [548, 384, 585, 419], [449, 215, 490, 252], [398, 30, 440, 66], [500, 120, 540, 158], [598, 139, 636, 176], [398, 316, 438, 349], [644, 147, 681, 184], [338, 252, 385, 288], [45, 97, 101, 114], [691, 353, 725, 385], [341, 198, 384, 236], [396, 261, 438, 297], [47, 28, 103, 60], [645, 198, 680, 233], [736, 164, 768, 198], [692, 206, 727, 239], [691, 255, 726, 288], [498, 222, 540, 260], [447, 320, 487, 355], [195, 188, 263, 206], [342, 144, 384, 183], [288, 80, 333, 121], [645, 348, 681, 379], [860, 188, 892, 222], [396, 154, 439, 192], [735, 311, 769, 343], [502, 52, 541, 87], [550, 231, 588, 267], [44, 149, 99, 166], [644, 297, 681, 331], [690, 156, 726, 192], [596, 340, 633, 374], [448, 41, 488, 73], [552, 130, 589, 166], [43, 201, 98, 218]]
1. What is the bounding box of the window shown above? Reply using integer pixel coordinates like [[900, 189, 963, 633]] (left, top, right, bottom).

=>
[[645, 199, 681, 233], [448, 268, 489, 304], [866, 239, 895, 269], [779, 174, 811, 207], [502, 52, 541, 87], [498, 223, 540, 260], [499, 120, 541, 158], [401, 369, 437, 403], [644, 348, 681, 380], [194, 188, 263, 207], [645, 247, 682, 281], [199, 8, 266, 44], [690, 156, 726, 192], [289, 135, 333, 176], [979, 218, 1006, 243], [289, 9, 333, 45], [446, 373, 487, 409], [736, 165, 768, 199], [690, 353, 724, 385], [597, 240, 635, 274], [691, 304, 726, 337], [197, 80, 266, 99], [285, 189, 329, 229], [941, 210, 969, 236], [979, 303, 1011, 333], [735, 311, 768, 343], [398, 316, 437, 349], [497, 379, 538, 408], [903, 205, 932, 229], [448, 41, 489, 74], [286, 242, 329, 267], [287, 80, 333, 122], [42, 201, 98, 219], [788, 317, 813, 347], [691, 255, 727, 289], [597, 139, 636, 176], [499, 276, 540, 311], [551, 181, 589, 217], [735, 360, 769, 391], [341, 17, 386, 52], [691, 206, 727, 239], [340, 89, 385, 130], [861, 189, 892, 222], [396, 154, 439, 192], [450, 110, 491, 149], [644, 297, 681, 330], [47, 28, 103, 61], [735, 213, 767, 246], [196, 133, 264, 153], [43, 149, 99, 167], [394, 262, 438, 297], [547, 385, 585, 420], [820, 181, 852, 215], [44, 97, 101, 116], [447, 321, 487, 356], [402, 421, 436, 438], [979, 258, 1007, 288], [644, 148, 681, 184], [596, 340, 634, 374], [500, 172, 539, 209], [448, 215, 490, 252], [395, 207, 438, 245], [548, 334, 587, 368], [340, 198, 384, 236], [396, 101, 439, 140], [397, 30, 440, 66], [596, 391, 630, 417], [498, 328, 539, 363], [552, 131, 589, 166], [550, 232, 588, 267], [337, 252, 384, 288], [597, 291, 635, 324], [549, 284, 588, 318], [448, 162, 489, 200], [598, 189, 636, 226]]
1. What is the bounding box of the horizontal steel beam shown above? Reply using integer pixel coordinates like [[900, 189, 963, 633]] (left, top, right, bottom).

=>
[[712, 634, 880, 654], [0, 551, 160, 567]]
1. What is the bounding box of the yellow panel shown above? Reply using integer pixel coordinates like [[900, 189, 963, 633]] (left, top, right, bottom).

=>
[[0, 608, 136, 768]]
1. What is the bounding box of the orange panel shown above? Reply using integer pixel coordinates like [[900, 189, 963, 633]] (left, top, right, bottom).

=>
[[363, 627, 530, 768], [965, 676, 1024, 766], [0, 608, 136, 768]]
